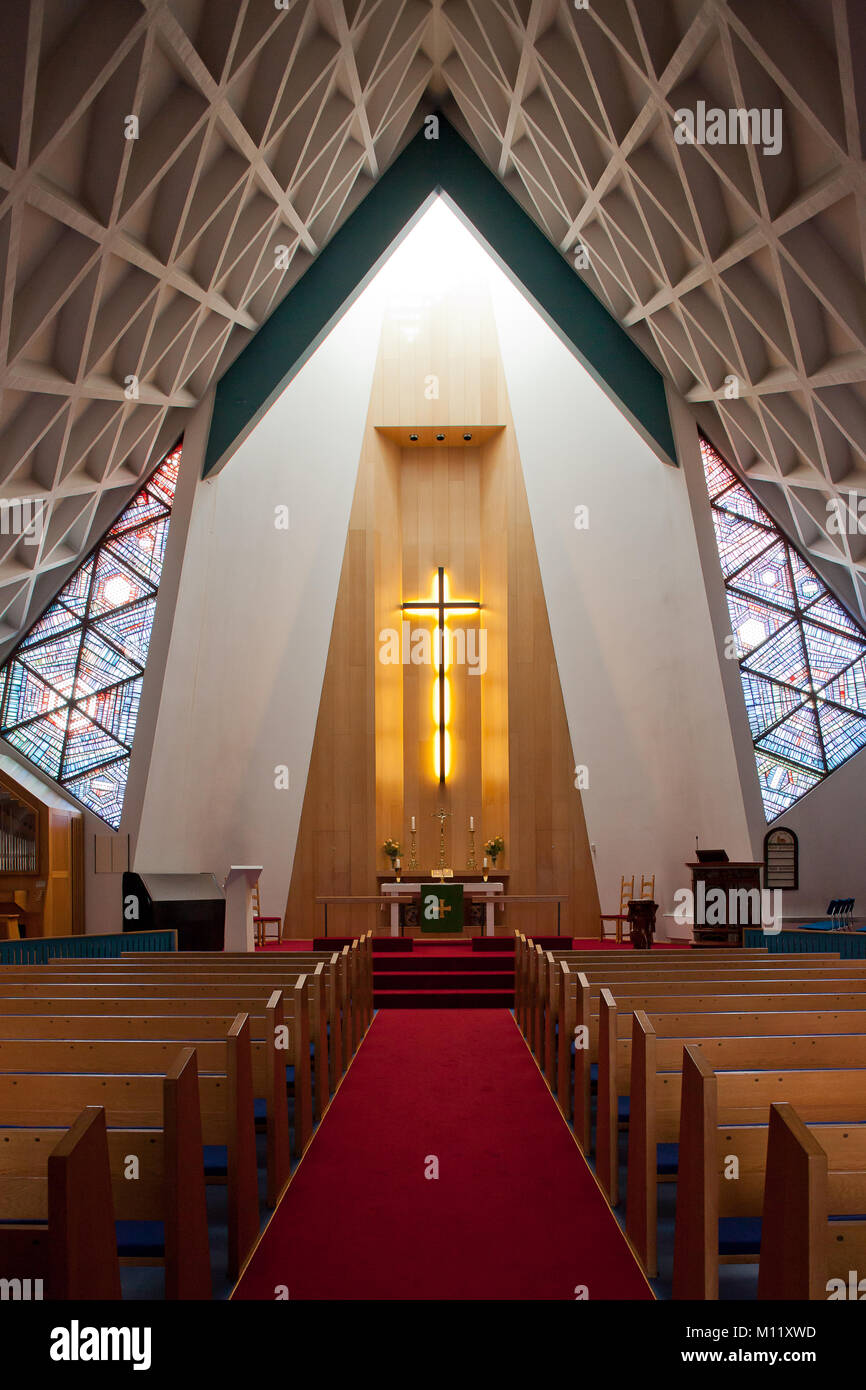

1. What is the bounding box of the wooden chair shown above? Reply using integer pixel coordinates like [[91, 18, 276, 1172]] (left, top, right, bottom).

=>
[[639, 874, 655, 899], [599, 875, 633, 942], [252, 881, 282, 946]]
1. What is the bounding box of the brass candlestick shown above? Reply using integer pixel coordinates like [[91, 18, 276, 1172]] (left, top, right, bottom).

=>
[[467, 825, 477, 870], [408, 827, 418, 871]]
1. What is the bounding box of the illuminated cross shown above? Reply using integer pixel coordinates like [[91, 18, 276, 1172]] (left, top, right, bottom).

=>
[[402, 566, 480, 783]]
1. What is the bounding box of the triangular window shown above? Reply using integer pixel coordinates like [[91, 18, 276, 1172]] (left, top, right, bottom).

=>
[[0, 443, 181, 828], [701, 436, 866, 819]]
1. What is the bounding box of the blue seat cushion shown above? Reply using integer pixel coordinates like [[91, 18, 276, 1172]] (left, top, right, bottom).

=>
[[254, 1098, 267, 1121], [286, 1065, 294, 1082], [657, 1142, 679, 1175], [718, 1216, 762, 1256], [203, 1145, 227, 1177], [618, 1096, 630, 1122], [590, 1063, 598, 1082], [116, 1221, 164, 1257]]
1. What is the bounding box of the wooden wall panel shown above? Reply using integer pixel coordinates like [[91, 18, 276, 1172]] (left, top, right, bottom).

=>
[[285, 280, 600, 937]]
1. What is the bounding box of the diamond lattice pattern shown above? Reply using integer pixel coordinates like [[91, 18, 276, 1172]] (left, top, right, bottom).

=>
[[701, 436, 866, 820], [0, 443, 181, 828]]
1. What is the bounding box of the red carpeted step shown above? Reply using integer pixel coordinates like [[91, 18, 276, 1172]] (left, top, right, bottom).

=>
[[374, 954, 514, 973], [374, 988, 513, 1008], [374, 970, 514, 990], [232, 1009, 652, 1300]]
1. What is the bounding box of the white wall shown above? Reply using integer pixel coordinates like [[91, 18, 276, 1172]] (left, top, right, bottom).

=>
[[133, 283, 386, 921], [489, 272, 753, 928], [764, 751, 866, 920], [134, 199, 756, 934]]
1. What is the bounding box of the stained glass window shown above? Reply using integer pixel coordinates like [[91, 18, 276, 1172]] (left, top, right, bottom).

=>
[[0, 444, 182, 829], [700, 436, 866, 820]]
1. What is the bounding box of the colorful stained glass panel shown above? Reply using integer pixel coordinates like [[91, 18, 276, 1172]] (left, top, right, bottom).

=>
[[817, 702, 866, 769], [739, 670, 804, 740], [701, 434, 866, 820], [756, 704, 825, 772], [0, 443, 182, 828]]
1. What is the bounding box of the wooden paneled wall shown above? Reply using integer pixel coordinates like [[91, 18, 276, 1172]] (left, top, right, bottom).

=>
[[285, 280, 599, 936]]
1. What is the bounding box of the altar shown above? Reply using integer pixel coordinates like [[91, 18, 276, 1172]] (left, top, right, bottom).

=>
[[379, 874, 506, 937]]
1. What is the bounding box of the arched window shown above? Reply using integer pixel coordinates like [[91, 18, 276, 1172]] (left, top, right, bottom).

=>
[[763, 827, 799, 890]]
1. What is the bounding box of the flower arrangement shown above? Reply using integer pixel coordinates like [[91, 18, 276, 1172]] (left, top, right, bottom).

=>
[[382, 838, 401, 866], [484, 835, 504, 865]]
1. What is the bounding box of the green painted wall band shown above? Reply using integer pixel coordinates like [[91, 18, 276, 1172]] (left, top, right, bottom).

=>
[[204, 117, 675, 475]]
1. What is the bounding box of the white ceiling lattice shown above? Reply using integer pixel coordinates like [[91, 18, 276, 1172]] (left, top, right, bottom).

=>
[[1, 0, 865, 661]]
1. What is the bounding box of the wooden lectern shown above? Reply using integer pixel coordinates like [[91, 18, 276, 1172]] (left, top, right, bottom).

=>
[[687, 860, 763, 947], [627, 899, 657, 950]]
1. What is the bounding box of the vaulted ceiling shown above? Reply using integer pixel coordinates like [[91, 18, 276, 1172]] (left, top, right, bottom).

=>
[[1, 0, 865, 659]]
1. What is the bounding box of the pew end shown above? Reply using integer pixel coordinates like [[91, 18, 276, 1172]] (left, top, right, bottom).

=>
[[758, 1102, 829, 1301], [0, 1105, 121, 1300]]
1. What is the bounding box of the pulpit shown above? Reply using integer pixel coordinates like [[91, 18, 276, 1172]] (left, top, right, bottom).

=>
[[223, 866, 263, 953], [627, 899, 657, 950], [687, 859, 763, 947]]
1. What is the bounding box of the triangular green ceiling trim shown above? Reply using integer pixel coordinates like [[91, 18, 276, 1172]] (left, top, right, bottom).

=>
[[204, 116, 676, 476]]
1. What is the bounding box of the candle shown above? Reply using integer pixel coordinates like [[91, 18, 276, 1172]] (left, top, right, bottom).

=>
[[411, 817, 416, 831], [483, 855, 488, 867], [470, 816, 474, 831], [395, 857, 401, 869]]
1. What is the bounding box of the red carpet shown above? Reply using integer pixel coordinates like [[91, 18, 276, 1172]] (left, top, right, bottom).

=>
[[374, 941, 514, 1007], [233, 1009, 651, 1300]]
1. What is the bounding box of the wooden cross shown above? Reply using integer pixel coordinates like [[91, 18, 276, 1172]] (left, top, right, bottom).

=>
[[402, 566, 480, 783]]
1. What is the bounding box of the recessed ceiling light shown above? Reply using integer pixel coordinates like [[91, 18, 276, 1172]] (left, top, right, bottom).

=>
[[463, 432, 472, 441], [409, 433, 418, 441], [436, 433, 445, 441]]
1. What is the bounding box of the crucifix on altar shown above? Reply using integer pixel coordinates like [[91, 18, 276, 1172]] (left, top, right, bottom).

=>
[[431, 805, 451, 876], [401, 565, 480, 783]]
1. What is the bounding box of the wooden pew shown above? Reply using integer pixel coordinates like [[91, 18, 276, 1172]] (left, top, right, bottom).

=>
[[615, 1001, 866, 1275], [515, 936, 772, 1048], [0, 978, 313, 1161], [0, 1105, 121, 1300], [0, 994, 293, 1206], [758, 1102, 866, 1300], [0, 1049, 211, 1298], [560, 964, 866, 1149], [538, 950, 842, 1090], [672, 1045, 866, 1299], [32, 957, 335, 1121], [526, 944, 831, 1072], [0, 1018, 258, 1282], [121, 945, 357, 1089], [137, 931, 374, 1040]]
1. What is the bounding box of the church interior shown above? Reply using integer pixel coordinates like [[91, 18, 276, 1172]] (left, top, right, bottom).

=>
[[1, 0, 866, 1345]]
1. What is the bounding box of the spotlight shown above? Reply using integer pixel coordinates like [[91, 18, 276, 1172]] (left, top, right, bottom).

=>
[[463, 432, 472, 441], [436, 433, 445, 441], [409, 433, 419, 441]]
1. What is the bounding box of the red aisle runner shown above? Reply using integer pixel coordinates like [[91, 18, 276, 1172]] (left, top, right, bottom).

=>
[[233, 1009, 652, 1301]]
